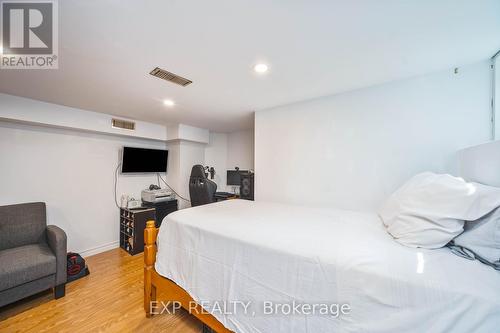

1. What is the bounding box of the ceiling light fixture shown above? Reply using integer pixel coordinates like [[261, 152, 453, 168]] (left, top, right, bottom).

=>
[[254, 63, 269, 74], [163, 99, 175, 107]]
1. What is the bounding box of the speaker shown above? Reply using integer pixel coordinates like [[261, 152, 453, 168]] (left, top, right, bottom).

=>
[[240, 172, 254, 201]]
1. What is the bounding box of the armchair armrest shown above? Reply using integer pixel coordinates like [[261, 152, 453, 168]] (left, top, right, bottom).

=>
[[47, 225, 67, 286]]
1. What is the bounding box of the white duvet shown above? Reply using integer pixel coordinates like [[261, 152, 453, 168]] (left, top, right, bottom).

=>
[[155, 200, 500, 333]]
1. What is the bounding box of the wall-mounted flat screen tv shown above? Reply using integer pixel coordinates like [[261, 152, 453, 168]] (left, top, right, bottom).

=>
[[121, 147, 168, 173]]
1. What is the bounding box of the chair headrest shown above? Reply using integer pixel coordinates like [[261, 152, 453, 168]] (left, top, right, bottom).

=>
[[190, 164, 207, 179]]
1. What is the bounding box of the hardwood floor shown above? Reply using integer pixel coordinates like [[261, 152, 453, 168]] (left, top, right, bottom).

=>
[[0, 248, 202, 333]]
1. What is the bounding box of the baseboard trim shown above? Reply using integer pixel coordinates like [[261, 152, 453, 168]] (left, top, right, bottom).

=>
[[79, 241, 120, 258]]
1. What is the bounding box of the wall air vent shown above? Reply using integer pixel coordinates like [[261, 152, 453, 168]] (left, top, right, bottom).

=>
[[149, 67, 193, 87], [112, 118, 136, 130]]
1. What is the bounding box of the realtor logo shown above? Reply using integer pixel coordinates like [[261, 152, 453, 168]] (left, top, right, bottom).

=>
[[1, 0, 58, 69]]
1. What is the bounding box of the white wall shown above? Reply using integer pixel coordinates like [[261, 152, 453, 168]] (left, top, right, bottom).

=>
[[459, 140, 500, 187], [173, 129, 255, 204], [0, 121, 166, 256], [203, 130, 255, 193], [167, 123, 210, 143], [205, 132, 228, 191], [255, 61, 493, 212], [494, 54, 500, 139], [227, 130, 254, 171], [0, 94, 217, 255], [0, 93, 168, 141], [0, 93, 253, 256]]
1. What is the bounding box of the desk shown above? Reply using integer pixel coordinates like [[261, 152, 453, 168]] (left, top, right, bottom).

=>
[[214, 192, 239, 201]]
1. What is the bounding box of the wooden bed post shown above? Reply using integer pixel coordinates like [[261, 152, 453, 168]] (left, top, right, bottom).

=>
[[144, 220, 158, 317], [142, 220, 233, 332]]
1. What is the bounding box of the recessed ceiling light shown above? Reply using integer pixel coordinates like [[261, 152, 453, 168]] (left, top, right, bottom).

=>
[[254, 63, 269, 74], [163, 99, 175, 107]]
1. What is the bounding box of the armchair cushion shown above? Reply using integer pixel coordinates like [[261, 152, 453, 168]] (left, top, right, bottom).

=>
[[0, 202, 47, 251], [46, 225, 67, 285], [0, 243, 56, 291]]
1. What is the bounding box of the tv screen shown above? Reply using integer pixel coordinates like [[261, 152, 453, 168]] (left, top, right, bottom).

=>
[[227, 170, 248, 186], [121, 147, 168, 173]]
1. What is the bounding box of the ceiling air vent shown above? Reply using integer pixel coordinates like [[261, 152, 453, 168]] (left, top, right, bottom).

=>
[[112, 118, 135, 130], [149, 67, 193, 87]]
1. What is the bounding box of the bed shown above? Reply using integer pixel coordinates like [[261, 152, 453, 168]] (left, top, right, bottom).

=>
[[144, 199, 500, 333]]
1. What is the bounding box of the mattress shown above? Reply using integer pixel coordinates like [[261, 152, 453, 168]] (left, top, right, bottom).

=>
[[155, 200, 500, 333]]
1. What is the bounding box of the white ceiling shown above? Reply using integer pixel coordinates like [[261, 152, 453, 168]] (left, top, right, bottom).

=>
[[1, 1, 499, 132]]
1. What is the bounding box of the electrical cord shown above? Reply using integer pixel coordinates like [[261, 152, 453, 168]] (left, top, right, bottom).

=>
[[114, 163, 122, 209], [115, 163, 190, 206], [157, 173, 191, 202]]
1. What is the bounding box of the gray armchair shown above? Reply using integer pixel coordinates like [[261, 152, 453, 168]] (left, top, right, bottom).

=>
[[0, 202, 67, 307]]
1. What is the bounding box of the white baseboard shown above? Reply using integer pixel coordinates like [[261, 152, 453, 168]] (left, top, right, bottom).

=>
[[79, 241, 120, 258]]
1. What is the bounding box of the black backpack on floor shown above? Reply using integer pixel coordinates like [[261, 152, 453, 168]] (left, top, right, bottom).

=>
[[67, 252, 90, 282]]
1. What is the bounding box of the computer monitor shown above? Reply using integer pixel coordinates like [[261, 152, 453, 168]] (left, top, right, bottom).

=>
[[227, 170, 247, 186]]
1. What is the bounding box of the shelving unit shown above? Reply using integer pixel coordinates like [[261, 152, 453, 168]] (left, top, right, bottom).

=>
[[119, 207, 155, 255]]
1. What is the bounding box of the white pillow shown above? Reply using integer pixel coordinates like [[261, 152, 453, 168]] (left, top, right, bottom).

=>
[[453, 207, 500, 263], [379, 172, 500, 249]]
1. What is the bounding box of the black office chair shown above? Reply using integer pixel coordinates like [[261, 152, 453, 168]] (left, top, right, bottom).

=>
[[189, 165, 217, 207]]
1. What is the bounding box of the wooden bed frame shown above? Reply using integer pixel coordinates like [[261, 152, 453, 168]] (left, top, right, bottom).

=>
[[144, 221, 233, 333]]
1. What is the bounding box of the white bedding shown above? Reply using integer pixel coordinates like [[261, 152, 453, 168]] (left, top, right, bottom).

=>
[[155, 200, 500, 333]]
